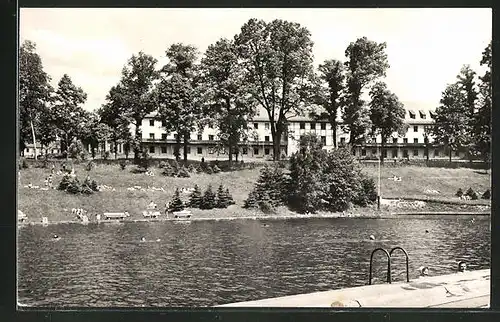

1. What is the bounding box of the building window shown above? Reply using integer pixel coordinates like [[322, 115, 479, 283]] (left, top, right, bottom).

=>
[[340, 137, 346, 145], [393, 137, 398, 143], [300, 122, 305, 129], [403, 138, 408, 144], [208, 147, 215, 154], [197, 147, 202, 154], [208, 124, 213, 129], [310, 122, 316, 130], [265, 148, 270, 155], [209, 135, 214, 141], [409, 111, 416, 119], [413, 138, 418, 144], [455, 150, 460, 157], [419, 110, 426, 119], [149, 146, 155, 153], [403, 150, 409, 158], [265, 136, 270, 142], [361, 149, 366, 156], [149, 120, 155, 126], [372, 149, 377, 155], [434, 149, 439, 157], [429, 111, 436, 119], [254, 123, 258, 129], [161, 120, 166, 127], [161, 133, 167, 140], [392, 149, 398, 158], [382, 149, 388, 158], [265, 123, 269, 130], [413, 149, 418, 156], [242, 147, 248, 155], [149, 133, 155, 139], [174, 134, 178, 140], [321, 136, 326, 146], [413, 125, 418, 132], [321, 123, 326, 130], [186, 147, 191, 154], [197, 134, 202, 141], [161, 146, 167, 154], [253, 147, 259, 155]]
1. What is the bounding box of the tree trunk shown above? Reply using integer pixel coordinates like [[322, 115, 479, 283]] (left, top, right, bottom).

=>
[[30, 120, 38, 160], [65, 134, 69, 161], [228, 144, 233, 167], [114, 140, 118, 160], [174, 134, 181, 162], [449, 149, 452, 163], [133, 121, 142, 163], [183, 133, 189, 164], [331, 119, 337, 148]]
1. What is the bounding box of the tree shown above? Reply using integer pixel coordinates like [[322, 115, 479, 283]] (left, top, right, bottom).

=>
[[368, 82, 406, 164], [52, 74, 87, 159], [343, 37, 389, 146], [201, 38, 257, 167], [168, 188, 185, 212], [432, 83, 469, 162], [157, 44, 202, 163], [216, 184, 230, 208], [113, 52, 159, 163], [235, 19, 317, 160], [472, 42, 491, 163], [19, 40, 54, 159], [310, 59, 345, 148], [456, 65, 478, 161], [189, 184, 203, 208], [200, 185, 217, 209]]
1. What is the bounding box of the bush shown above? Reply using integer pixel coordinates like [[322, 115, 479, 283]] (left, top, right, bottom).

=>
[[205, 165, 213, 174], [119, 160, 128, 170], [212, 164, 221, 173], [178, 167, 191, 178], [58, 175, 72, 191], [465, 187, 475, 198], [200, 185, 217, 209], [90, 180, 99, 192], [168, 188, 184, 212], [482, 189, 491, 199], [102, 151, 110, 160], [158, 161, 167, 169], [139, 150, 152, 170], [189, 185, 203, 208], [253, 165, 288, 207], [131, 166, 148, 174], [66, 177, 81, 194], [243, 190, 259, 209], [354, 177, 378, 207], [162, 162, 177, 177], [188, 163, 197, 173], [216, 185, 233, 208], [258, 192, 275, 214], [86, 161, 96, 172], [21, 159, 29, 169], [68, 140, 87, 160], [456, 188, 464, 197]]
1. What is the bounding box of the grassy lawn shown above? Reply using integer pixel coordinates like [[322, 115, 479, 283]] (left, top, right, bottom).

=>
[[18, 162, 491, 223]]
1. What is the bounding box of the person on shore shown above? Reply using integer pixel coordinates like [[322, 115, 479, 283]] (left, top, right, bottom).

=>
[[458, 261, 467, 272], [44, 177, 49, 187]]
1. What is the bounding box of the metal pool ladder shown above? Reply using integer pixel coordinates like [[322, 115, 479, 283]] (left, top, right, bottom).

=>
[[369, 247, 410, 285]]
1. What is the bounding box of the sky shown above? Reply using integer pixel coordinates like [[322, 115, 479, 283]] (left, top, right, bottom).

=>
[[19, 8, 491, 112]]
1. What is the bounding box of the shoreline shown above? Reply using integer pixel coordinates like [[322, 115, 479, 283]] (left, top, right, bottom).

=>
[[17, 210, 490, 227]]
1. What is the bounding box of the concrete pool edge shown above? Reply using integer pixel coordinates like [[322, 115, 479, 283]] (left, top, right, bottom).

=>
[[216, 269, 490, 308]]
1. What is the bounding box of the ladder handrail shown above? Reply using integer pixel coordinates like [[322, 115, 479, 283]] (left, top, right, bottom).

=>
[[389, 246, 410, 283], [369, 248, 391, 285]]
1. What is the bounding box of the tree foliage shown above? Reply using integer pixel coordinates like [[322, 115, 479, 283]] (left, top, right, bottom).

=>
[[200, 185, 217, 209], [369, 82, 406, 163], [189, 184, 203, 208], [343, 37, 389, 145], [235, 18, 317, 160], [169, 188, 185, 212]]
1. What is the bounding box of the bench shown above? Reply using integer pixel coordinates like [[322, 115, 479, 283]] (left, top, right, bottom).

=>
[[103, 212, 130, 220]]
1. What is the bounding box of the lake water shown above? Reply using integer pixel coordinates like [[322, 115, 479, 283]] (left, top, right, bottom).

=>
[[17, 217, 490, 307]]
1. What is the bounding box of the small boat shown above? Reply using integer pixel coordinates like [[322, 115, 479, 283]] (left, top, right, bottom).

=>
[[172, 210, 192, 221]]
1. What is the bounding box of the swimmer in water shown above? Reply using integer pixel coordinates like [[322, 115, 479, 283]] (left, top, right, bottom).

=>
[[141, 237, 146, 242], [369, 235, 375, 240], [53, 234, 59, 239], [458, 261, 467, 272], [419, 266, 429, 277], [156, 238, 161, 242]]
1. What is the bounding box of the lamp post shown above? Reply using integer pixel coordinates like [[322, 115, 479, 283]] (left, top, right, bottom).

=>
[[378, 144, 381, 211]]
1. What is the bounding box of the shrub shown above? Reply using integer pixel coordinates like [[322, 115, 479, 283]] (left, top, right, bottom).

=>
[[102, 151, 110, 160], [131, 166, 148, 174], [189, 185, 203, 208], [465, 187, 475, 198], [119, 160, 128, 170], [456, 188, 464, 197], [188, 163, 197, 173], [482, 189, 491, 199], [58, 175, 72, 191], [205, 165, 213, 174], [253, 165, 287, 207], [162, 162, 177, 177], [21, 159, 29, 169], [216, 185, 232, 208], [226, 188, 235, 205], [178, 167, 190, 178], [200, 185, 217, 209], [158, 161, 167, 169], [354, 177, 378, 207], [86, 161, 96, 172], [212, 164, 221, 173], [81, 184, 93, 195], [243, 190, 259, 209], [66, 177, 81, 194], [139, 150, 152, 170], [168, 188, 184, 212], [90, 180, 99, 192], [258, 192, 275, 214], [68, 140, 87, 160]]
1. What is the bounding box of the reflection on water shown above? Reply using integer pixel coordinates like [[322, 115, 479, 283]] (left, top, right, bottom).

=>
[[17, 217, 490, 307]]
